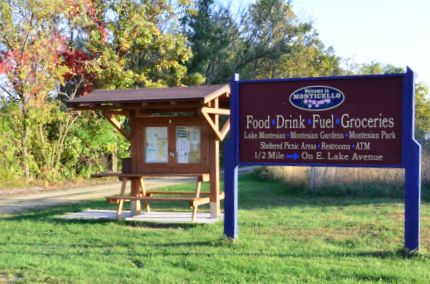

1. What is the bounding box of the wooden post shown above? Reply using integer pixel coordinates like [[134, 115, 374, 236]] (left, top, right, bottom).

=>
[[209, 98, 220, 218], [130, 178, 141, 216], [116, 178, 128, 220], [140, 178, 151, 213]]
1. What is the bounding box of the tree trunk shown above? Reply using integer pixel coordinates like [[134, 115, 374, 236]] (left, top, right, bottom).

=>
[[21, 104, 30, 180], [54, 113, 79, 174], [112, 142, 118, 172]]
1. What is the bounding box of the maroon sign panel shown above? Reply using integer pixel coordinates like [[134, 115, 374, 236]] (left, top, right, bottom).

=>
[[239, 77, 403, 165]]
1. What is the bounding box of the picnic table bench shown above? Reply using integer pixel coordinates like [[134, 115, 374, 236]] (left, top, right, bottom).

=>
[[92, 172, 224, 222]]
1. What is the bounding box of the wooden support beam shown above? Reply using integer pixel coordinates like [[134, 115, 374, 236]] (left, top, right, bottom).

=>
[[203, 86, 230, 104], [201, 110, 221, 140], [135, 110, 199, 118], [201, 108, 230, 141], [102, 111, 131, 141], [201, 107, 230, 115], [71, 101, 202, 111], [145, 191, 210, 195], [142, 102, 201, 110], [219, 119, 230, 140], [209, 98, 221, 218], [72, 106, 126, 111]]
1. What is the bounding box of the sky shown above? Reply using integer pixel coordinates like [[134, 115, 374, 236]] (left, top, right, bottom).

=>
[[232, 0, 430, 87]]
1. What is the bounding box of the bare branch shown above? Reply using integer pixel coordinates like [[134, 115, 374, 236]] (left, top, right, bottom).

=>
[[0, 84, 14, 99]]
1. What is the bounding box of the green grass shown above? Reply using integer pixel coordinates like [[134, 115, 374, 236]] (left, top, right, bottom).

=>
[[1, 174, 430, 283]]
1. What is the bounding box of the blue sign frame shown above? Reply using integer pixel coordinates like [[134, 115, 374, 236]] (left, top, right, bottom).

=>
[[224, 68, 421, 251]]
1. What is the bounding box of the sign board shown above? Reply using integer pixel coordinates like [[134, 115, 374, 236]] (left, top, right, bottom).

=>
[[224, 69, 421, 251], [239, 77, 403, 166]]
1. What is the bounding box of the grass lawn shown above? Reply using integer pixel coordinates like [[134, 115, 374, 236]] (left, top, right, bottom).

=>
[[1, 174, 430, 283]]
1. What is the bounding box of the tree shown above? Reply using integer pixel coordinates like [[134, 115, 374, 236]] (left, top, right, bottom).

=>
[[183, 0, 342, 83], [239, 0, 341, 79], [89, 0, 192, 89], [182, 0, 234, 84], [359, 63, 430, 140], [0, 0, 109, 181], [254, 27, 342, 78], [0, 0, 69, 179], [359, 61, 404, 75], [415, 83, 430, 139]]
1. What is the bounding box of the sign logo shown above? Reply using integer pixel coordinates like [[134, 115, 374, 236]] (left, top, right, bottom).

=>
[[289, 85, 345, 111]]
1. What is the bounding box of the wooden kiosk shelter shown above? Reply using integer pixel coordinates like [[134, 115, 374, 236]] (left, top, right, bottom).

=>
[[67, 85, 230, 221]]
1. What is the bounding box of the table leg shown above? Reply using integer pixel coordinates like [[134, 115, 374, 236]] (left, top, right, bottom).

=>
[[116, 178, 128, 220], [140, 178, 150, 213], [130, 178, 141, 216]]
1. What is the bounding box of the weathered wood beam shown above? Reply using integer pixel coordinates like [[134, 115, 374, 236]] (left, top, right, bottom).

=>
[[71, 101, 202, 111], [201, 110, 222, 140], [203, 86, 230, 104], [201, 107, 230, 115], [144, 102, 202, 110], [219, 118, 230, 141], [201, 107, 230, 141], [71, 105, 132, 111], [102, 111, 131, 141], [135, 110, 198, 118]]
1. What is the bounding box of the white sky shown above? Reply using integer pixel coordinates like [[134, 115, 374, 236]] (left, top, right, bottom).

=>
[[229, 0, 430, 87]]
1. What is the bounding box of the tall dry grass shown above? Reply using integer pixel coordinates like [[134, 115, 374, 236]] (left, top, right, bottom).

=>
[[255, 144, 430, 191]]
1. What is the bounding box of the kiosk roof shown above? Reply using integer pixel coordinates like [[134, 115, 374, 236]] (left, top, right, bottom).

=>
[[67, 84, 229, 106]]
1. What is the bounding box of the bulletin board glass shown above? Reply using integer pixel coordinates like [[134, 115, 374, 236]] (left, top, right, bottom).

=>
[[145, 127, 168, 163], [176, 126, 201, 164]]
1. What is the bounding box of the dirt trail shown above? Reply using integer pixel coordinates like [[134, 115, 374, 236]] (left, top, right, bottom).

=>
[[0, 167, 255, 215], [0, 177, 191, 215]]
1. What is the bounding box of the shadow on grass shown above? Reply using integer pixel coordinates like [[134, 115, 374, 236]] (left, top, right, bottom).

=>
[[0, 239, 424, 260], [0, 200, 206, 231]]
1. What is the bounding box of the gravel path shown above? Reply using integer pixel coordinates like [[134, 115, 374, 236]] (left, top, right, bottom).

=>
[[0, 177, 193, 215], [0, 167, 255, 215]]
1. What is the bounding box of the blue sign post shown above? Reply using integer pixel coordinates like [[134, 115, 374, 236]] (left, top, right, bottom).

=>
[[224, 68, 421, 251], [402, 68, 421, 250]]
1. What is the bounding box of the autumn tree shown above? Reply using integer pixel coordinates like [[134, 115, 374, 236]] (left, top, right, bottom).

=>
[[0, 0, 69, 179], [88, 0, 192, 89], [0, 0, 110, 181]]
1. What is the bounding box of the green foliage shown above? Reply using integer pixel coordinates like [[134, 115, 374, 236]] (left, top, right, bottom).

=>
[[183, 0, 342, 84], [0, 99, 129, 184], [182, 0, 233, 83], [415, 83, 430, 139], [358, 63, 430, 140], [0, 101, 22, 185], [91, 0, 192, 88], [62, 112, 129, 179], [359, 61, 404, 75]]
